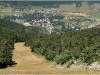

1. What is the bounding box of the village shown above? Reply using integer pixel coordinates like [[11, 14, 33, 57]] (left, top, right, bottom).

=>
[[4, 8, 64, 33], [3, 7, 100, 33]]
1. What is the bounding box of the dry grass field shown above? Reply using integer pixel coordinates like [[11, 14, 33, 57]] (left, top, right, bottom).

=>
[[0, 42, 100, 74], [78, 2, 92, 12], [94, 3, 100, 10], [59, 3, 76, 12]]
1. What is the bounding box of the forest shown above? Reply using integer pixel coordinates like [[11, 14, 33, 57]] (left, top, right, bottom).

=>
[[25, 28, 100, 67]]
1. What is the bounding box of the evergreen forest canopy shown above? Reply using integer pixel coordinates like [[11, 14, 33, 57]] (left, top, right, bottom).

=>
[[0, 18, 100, 68]]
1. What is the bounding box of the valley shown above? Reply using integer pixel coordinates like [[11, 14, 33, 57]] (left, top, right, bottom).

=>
[[0, 1, 100, 74], [1, 1, 100, 33]]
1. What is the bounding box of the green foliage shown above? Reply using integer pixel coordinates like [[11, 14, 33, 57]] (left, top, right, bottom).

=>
[[25, 28, 100, 65], [0, 18, 25, 30], [0, 19, 28, 68], [0, 39, 14, 68], [54, 50, 72, 65], [25, 26, 49, 34]]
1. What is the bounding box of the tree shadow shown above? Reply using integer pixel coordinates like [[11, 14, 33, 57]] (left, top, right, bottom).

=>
[[0, 61, 17, 69], [9, 61, 17, 67]]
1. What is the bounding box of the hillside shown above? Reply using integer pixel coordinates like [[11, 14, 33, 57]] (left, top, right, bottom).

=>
[[59, 2, 100, 12], [0, 19, 25, 30], [1, 1, 100, 13], [0, 1, 100, 74]]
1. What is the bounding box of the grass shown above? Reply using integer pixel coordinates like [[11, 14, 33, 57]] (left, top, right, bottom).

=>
[[79, 21, 93, 27], [0, 12, 13, 16], [0, 7, 30, 17], [0, 42, 100, 74], [0, 5, 42, 17], [59, 3, 76, 12], [54, 25, 62, 30], [0, 11, 30, 18], [87, 12, 100, 19]]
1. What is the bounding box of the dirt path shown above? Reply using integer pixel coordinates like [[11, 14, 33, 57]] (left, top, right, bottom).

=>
[[0, 42, 99, 74], [12, 42, 45, 65], [0, 42, 57, 74], [66, 12, 87, 17]]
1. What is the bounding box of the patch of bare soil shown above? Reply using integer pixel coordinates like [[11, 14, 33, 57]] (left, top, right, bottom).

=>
[[66, 12, 87, 17]]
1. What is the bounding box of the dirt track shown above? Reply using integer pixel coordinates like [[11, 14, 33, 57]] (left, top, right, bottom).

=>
[[12, 42, 45, 65]]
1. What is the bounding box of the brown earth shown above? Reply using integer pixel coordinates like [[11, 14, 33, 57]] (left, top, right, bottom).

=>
[[66, 12, 87, 17], [0, 42, 100, 74]]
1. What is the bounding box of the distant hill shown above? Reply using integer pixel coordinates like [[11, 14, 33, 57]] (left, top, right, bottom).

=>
[[1, 1, 100, 12], [59, 2, 100, 12], [0, 19, 48, 34]]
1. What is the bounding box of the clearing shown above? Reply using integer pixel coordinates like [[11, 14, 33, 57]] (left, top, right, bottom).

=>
[[0, 42, 100, 74]]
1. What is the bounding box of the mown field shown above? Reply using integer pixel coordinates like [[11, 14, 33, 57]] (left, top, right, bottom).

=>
[[0, 42, 100, 74]]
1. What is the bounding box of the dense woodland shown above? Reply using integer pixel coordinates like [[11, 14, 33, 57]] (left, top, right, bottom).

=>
[[25, 28, 100, 66], [0, 18, 100, 68]]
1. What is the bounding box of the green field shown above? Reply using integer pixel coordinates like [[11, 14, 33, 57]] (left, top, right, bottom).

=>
[[87, 12, 100, 19], [0, 11, 30, 17], [0, 12, 13, 16], [79, 21, 93, 28], [0, 5, 43, 17]]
